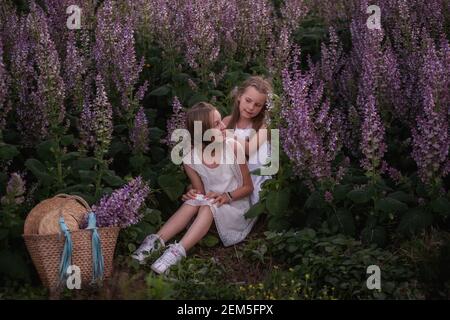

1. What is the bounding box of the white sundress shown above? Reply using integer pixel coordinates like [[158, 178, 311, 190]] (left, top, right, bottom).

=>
[[234, 127, 272, 205], [183, 138, 256, 247]]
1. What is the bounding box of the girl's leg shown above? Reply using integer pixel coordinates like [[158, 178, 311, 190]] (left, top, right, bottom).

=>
[[156, 204, 199, 243], [180, 205, 214, 251]]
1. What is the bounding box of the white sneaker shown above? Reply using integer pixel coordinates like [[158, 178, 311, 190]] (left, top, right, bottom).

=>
[[151, 242, 186, 274], [131, 234, 165, 264]]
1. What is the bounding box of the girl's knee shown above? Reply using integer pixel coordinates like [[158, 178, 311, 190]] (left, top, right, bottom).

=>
[[198, 205, 213, 217]]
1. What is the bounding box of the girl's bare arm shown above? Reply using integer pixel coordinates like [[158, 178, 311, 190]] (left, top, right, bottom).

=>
[[244, 125, 268, 157], [229, 141, 254, 200], [183, 164, 205, 195]]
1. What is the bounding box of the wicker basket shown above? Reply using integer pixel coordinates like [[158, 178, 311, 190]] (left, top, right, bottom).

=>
[[23, 194, 120, 291]]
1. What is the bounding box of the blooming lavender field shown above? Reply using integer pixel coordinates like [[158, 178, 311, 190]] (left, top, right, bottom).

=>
[[0, 0, 449, 299]]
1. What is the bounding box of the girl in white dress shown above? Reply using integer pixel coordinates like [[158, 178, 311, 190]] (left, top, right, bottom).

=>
[[132, 102, 255, 274], [222, 76, 273, 205]]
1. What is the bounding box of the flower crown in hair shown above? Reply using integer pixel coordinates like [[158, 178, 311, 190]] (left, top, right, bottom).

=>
[[265, 93, 274, 111]]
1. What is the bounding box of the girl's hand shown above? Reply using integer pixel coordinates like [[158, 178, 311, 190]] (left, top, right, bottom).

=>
[[206, 192, 230, 207], [182, 189, 201, 201]]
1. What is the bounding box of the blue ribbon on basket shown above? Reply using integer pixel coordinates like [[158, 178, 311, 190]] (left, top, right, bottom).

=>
[[58, 211, 105, 285], [58, 216, 72, 283], [86, 211, 104, 284]]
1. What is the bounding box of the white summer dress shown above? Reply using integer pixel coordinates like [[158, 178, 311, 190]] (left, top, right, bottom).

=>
[[183, 138, 256, 247], [234, 127, 272, 205]]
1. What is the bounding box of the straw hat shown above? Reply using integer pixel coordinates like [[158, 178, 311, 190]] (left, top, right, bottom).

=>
[[24, 194, 90, 235]]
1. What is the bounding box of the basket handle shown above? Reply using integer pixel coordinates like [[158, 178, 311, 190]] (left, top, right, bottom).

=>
[[53, 193, 92, 211]]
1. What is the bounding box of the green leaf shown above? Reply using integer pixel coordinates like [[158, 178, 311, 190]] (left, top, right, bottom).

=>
[[0, 144, 19, 160], [172, 73, 190, 82], [150, 147, 166, 162], [328, 210, 355, 236], [149, 84, 171, 96], [347, 188, 372, 204], [148, 127, 165, 142], [109, 139, 129, 156], [158, 174, 185, 201], [188, 93, 208, 107], [305, 191, 326, 209], [57, 184, 90, 194], [0, 250, 30, 281], [25, 159, 54, 185], [245, 202, 266, 218], [79, 170, 96, 183], [128, 243, 136, 253], [114, 124, 128, 134], [398, 208, 433, 235], [200, 235, 219, 248], [431, 197, 450, 215], [334, 184, 352, 201], [375, 197, 408, 213], [361, 226, 387, 247], [266, 188, 290, 216], [36, 139, 58, 162], [102, 174, 125, 187], [209, 90, 224, 97], [130, 154, 146, 170], [61, 134, 74, 146], [388, 191, 415, 204], [61, 152, 80, 163], [72, 157, 98, 171]]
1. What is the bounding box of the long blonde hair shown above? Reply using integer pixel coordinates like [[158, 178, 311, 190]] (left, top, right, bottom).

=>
[[226, 76, 273, 131], [186, 102, 217, 147]]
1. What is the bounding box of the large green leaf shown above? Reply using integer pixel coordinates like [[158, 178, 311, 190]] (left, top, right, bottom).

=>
[[25, 159, 54, 185], [149, 84, 171, 96], [245, 202, 266, 218], [375, 197, 408, 213], [200, 235, 219, 247], [72, 157, 98, 171], [102, 171, 125, 187], [328, 210, 355, 236], [305, 191, 326, 209], [61, 134, 74, 146], [0, 144, 19, 160], [398, 208, 433, 235], [334, 184, 352, 201], [36, 139, 57, 162], [61, 152, 80, 163], [361, 226, 387, 247], [109, 139, 129, 156], [188, 93, 208, 107], [0, 250, 30, 281], [347, 187, 373, 204], [130, 154, 146, 170], [148, 127, 165, 143], [158, 174, 185, 201], [431, 197, 450, 215], [266, 188, 290, 216], [388, 191, 415, 204], [78, 170, 97, 183]]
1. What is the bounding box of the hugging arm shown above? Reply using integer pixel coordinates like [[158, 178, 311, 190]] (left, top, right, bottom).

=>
[[244, 125, 268, 158], [182, 164, 205, 200], [207, 141, 254, 206], [223, 116, 268, 158]]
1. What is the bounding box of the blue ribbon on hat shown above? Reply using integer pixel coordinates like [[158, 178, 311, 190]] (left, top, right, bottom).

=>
[[86, 211, 104, 284], [58, 216, 72, 283]]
